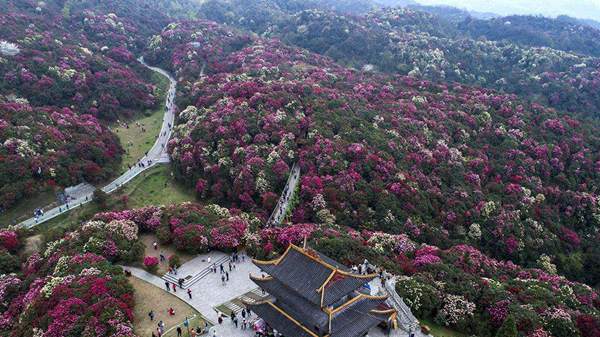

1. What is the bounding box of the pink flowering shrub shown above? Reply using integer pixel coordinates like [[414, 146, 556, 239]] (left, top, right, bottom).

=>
[[0, 229, 19, 252], [143, 256, 159, 273], [210, 217, 248, 251], [0, 235, 135, 337], [173, 225, 209, 253]]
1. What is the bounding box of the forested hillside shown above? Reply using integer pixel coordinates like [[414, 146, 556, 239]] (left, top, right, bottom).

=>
[[194, 2, 600, 119], [459, 15, 600, 57], [140, 17, 600, 336], [0, 0, 168, 210], [1, 1, 599, 336]]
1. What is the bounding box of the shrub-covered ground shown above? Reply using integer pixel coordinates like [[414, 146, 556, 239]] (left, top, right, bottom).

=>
[[4, 203, 598, 337], [195, 3, 600, 119], [146, 21, 600, 291], [0, 0, 171, 212]]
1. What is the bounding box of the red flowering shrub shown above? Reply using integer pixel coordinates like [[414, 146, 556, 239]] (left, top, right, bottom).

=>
[[172, 224, 209, 253], [0, 230, 19, 252], [143, 256, 159, 273], [209, 217, 248, 250]]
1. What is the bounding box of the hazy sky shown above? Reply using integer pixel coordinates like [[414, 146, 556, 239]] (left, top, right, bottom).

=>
[[415, 0, 600, 21]]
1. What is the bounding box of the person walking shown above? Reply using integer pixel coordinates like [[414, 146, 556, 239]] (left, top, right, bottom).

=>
[[218, 315, 223, 325], [176, 327, 182, 337], [165, 281, 170, 291], [172, 283, 177, 292], [233, 316, 238, 328], [221, 274, 226, 286], [148, 310, 154, 321], [241, 308, 246, 319], [187, 288, 192, 299], [219, 264, 224, 274], [153, 242, 158, 250], [242, 318, 247, 330], [225, 271, 229, 281]]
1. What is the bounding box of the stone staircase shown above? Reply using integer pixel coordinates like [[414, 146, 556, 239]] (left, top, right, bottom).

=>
[[215, 288, 269, 316], [162, 255, 230, 289]]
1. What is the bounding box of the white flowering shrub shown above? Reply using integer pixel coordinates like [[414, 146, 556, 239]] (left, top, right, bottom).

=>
[[0, 40, 20, 56], [437, 294, 476, 326]]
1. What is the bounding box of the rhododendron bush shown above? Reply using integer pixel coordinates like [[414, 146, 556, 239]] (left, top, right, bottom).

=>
[[0, 2, 163, 120], [147, 21, 600, 287], [0, 1, 172, 211], [0, 223, 137, 336], [0, 99, 122, 209]]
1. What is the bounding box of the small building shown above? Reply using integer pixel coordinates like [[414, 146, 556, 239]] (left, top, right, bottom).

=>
[[247, 244, 397, 337]]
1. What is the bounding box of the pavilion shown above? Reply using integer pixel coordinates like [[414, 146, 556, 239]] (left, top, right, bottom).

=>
[[247, 244, 397, 337]]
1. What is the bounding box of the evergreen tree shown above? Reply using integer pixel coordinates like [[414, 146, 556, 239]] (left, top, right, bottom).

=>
[[496, 315, 518, 337]]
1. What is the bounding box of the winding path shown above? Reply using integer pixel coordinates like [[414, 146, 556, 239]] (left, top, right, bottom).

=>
[[18, 58, 177, 229]]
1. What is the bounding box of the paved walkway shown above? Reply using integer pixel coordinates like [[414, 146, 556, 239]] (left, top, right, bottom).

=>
[[265, 163, 300, 227], [18, 58, 177, 229], [125, 251, 262, 337]]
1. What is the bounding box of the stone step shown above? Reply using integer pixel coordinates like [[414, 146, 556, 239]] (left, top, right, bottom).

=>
[[162, 255, 230, 289]]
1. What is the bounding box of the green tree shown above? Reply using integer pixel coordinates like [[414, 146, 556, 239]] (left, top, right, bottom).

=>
[[93, 189, 109, 209], [0, 251, 19, 274], [496, 315, 518, 337]]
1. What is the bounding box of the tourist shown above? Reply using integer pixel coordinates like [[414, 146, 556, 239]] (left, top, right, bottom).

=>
[[165, 281, 170, 291], [233, 316, 238, 328], [153, 242, 158, 250], [230, 311, 235, 322], [228, 261, 232, 272], [219, 264, 224, 274], [241, 308, 247, 319], [160, 253, 165, 262], [172, 283, 177, 292], [242, 318, 247, 330], [176, 327, 182, 337], [178, 278, 184, 288], [187, 288, 192, 299], [152, 332, 157, 337], [218, 315, 223, 324], [221, 274, 226, 286], [148, 310, 154, 321], [168, 307, 175, 316], [225, 271, 229, 281]]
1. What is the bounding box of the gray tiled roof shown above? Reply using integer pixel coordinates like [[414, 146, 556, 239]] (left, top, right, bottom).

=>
[[249, 301, 318, 337], [256, 246, 375, 307], [253, 276, 329, 332], [330, 296, 389, 333]]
